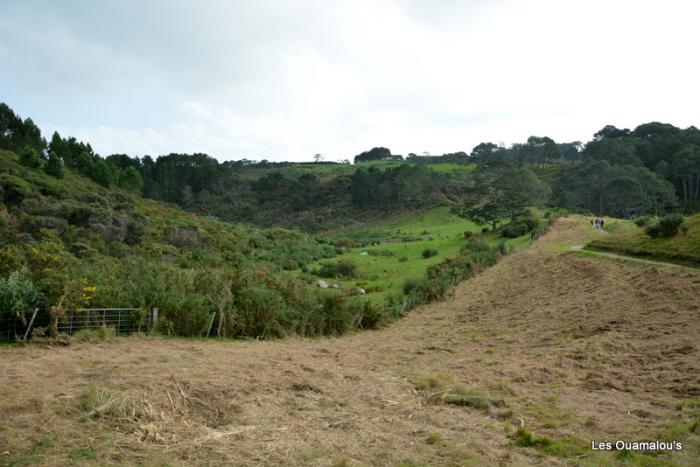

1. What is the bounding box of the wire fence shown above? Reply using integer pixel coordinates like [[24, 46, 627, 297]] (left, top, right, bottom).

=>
[[0, 307, 152, 342], [56, 308, 145, 335]]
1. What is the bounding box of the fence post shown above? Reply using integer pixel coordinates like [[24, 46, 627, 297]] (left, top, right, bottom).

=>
[[205, 312, 216, 337], [22, 308, 39, 342], [150, 308, 159, 333]]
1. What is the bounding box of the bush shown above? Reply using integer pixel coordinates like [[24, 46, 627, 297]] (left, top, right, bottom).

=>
[[235, 286, 290, 338], [481, 227, 490, 233], [398, 255, 408, 263], [463, 231, 474, 239], [0, 270, 40, 322], [317, 259, 357, 278], [501, 215, 540, 238], [403, 277, 422, 294], [316, 292, 358, 335], [645, 214, 684, 238], [634, 216, 652, 227], [19, 147, 43, 169], [422, 248, 438, 259], [0, 174, 32, 205]]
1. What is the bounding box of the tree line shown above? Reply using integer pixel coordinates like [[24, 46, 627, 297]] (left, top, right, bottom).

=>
[[2, 101, 698, 230]]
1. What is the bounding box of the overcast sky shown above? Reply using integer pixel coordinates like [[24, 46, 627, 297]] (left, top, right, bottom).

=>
[[1, 0, 699, 162]]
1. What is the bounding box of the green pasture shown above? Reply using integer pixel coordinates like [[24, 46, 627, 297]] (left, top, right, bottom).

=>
[[315, 207, 532, 303], [279, 160, 477, 178]]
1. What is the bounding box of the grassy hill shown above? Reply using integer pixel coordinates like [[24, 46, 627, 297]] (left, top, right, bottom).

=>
[[1, 150, 544, 341], [586, 214, 700, 266], [0, 149, 375, 339]]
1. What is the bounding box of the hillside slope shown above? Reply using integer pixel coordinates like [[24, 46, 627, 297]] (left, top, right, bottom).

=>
[[0, 149, 390, 339], [1, 217, 697, 465]]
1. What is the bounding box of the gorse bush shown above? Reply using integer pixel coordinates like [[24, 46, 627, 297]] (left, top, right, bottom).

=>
[[501, 214, 540, 238], [645, 214, 684, 238], [634, 215, 653, 227], [421, 248, 438, 258], [317, 259, 357, 278]]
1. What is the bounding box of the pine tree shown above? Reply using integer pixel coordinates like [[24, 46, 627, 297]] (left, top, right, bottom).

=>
[[44, 151, 64, 178]]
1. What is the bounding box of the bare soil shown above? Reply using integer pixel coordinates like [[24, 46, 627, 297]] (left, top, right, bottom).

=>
[[1, 217, 699, 466]]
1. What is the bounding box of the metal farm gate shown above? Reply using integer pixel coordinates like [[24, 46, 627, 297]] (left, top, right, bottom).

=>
[[56, 308, 148, 335]]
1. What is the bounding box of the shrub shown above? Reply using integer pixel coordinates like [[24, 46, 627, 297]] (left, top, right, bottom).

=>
[[0, 174, 32, 205], [316, 292, 358, 335], [19, 146, 43, 169], [235, 286, 290, 338], [481, 226, 490, 233], [0, 270, 40, 322], [356, 300, 387, 329], [463, 231, 474, 239], [317, 259, 357, 278], [403, 277, 422, 294], [634, 216, 652, 227], [645, 214, 684, 238], [421, 248, 438, 259], [501, 215, 540, 238], [398, 255, 408, 263]]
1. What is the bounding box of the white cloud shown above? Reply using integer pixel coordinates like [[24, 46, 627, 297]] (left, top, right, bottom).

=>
[[3, 0, 699, 161]]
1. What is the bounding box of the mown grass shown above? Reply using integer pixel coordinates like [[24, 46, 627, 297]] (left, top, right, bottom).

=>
[[586, 214, 700, 267]]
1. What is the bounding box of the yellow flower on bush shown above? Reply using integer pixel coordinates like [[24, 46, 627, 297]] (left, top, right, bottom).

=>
[[79, 279, 96, 306]]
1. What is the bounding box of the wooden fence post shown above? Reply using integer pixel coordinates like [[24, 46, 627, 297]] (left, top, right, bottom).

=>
[[22, 308, 39, 342]]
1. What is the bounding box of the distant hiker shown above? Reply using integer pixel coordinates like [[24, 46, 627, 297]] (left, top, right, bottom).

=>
[[590, 218, 595, 228], [599, 218, 605, 228]]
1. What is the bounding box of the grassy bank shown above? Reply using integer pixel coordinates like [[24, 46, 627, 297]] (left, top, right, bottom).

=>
[[586, 214, 700, 267]]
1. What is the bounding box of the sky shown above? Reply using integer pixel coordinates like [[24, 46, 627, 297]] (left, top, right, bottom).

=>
[[1, 0, 699, 162]]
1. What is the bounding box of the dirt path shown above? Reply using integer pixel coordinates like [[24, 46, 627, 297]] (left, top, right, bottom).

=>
[[1, 218, 699, 466]]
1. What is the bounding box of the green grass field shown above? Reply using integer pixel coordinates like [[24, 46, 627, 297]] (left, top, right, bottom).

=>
[[586, 214, 700, 266], [279, 161, 477, 178], [314, 207, 533, 304]]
